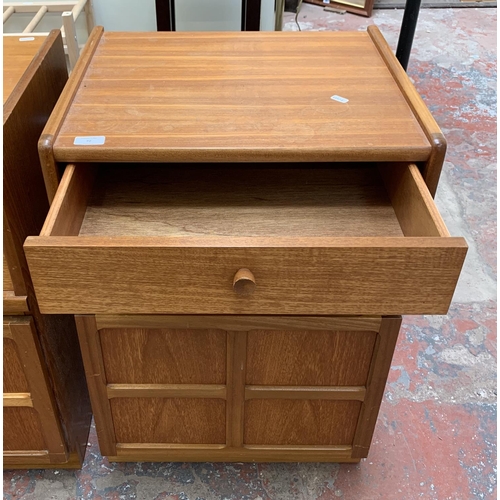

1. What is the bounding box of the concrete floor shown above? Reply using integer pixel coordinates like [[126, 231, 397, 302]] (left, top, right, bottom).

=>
[[3, 5, 497, 500]]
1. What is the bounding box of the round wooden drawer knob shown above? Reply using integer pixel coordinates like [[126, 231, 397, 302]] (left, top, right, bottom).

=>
[[233, 268, 256, 295]]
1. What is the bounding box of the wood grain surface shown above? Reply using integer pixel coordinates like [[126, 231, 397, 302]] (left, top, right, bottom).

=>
[[3, 407, 46, 451], [352, 316, 402, 457], [4, 30, 67, 297], [3, 339, 29, 393], [6, 317, 68, 463], [3, 255, 14, 292], [368, 26, 446, 196], [25, 236, 467, 316], [3, 35, 45, 104], [111, 398, 226, 444], [75, 315, 116, 456], [39, 26, 104, 202], [246, 330, 376, 386], [51, 31, 431, 164], [379, 162, 450, 237], [95, 314, 382, 332], [79, 165, 404, 238], [100, 328, 226, 384], [244, 400, 361, 445], [111, 443, 358, 463], [244, 386, 366, 401], [3, 292, 29, 315]]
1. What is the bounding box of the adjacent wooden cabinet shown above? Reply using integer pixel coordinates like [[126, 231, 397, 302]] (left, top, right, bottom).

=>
[[3, 31, 92, 468], [25, 27, 467, 463]]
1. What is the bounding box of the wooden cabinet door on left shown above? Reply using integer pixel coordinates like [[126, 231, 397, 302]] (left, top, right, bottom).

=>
[[3, 317, 68, 466], [3, 31, 92, 468]]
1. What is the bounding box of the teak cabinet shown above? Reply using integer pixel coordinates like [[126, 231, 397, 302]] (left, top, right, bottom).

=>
[[3, 32, 92, 468], [25, 28, 467, 463]]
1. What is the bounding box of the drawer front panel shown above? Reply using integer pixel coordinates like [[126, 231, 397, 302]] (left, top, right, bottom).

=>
[[246, 330, 376, 386], [110, 398, 226, 444], [3, 339, 29, 393], [100, 328, 226, 384], [244, 400, 361, 445], [3, 407, 47, 451], [26, 239, 466, 315]]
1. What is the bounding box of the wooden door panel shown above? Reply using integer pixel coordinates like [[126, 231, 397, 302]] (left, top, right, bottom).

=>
[[3, 339, 29, 393], [3, 407, 46, 451], [244, 400, 361, 445], [100, 328, 226, 384], [246, 330, 376, 386], [111, 398, 226, 444]]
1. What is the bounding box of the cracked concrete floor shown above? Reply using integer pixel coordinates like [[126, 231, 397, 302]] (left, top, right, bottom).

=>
[[3, 5, 497, 500]]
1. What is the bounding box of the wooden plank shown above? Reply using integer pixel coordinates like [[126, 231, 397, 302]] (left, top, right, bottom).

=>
[[78, 165, 404, 239], [379, 163, 450, 237], [3, 5, 15, 22], [49, 31, 431, 170], [112, 443, 358, 463], [41, 163, 96, 236], [84, 0, 95, 31], [245, 386, 366, 401], [368, 26, 446, 196], [226, 331, 247, 447], [9, 318, 68, 463], [107, 384, 227, 399], [38, 25, 103, 202], [25, 236, 467, 316], [62, 11, 79, 69], [75, 315, 117, 456], [3, 451, 82, 469], [247, 330, 376, 386], [352, 316, 402, 458], [3, 393, 33, 407], [4, 2, 79, 12], [23, 6, 48, 33], [3, 292, 29, 315], [96, 315, 382, 332]]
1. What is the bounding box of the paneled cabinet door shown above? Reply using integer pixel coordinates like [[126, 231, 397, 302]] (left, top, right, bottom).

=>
[[3, 317, 67, 466], [76, 315, 401, 462]]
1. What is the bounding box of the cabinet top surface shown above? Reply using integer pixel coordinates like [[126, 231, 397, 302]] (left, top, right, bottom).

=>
[[3, 35, 46, 104], [53, 31, 431, 163]]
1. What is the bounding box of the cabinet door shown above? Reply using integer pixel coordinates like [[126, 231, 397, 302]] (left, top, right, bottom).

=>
[[3, 317, 68, 466], [77, 315, 400, 462]]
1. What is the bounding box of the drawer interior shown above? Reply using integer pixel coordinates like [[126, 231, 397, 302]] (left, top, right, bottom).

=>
[[41, 161, 451, 240], [76, 164, 404, 238]]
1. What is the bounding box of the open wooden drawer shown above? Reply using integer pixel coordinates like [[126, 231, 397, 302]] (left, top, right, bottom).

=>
[[24, 162, 467, 316]]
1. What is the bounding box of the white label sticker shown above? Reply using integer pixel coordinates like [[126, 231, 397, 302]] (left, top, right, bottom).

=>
[[19, 37, 35, 42], [74, 136, 106, 146], [331, 95, 349, 103], [323, 0, 331, 3]]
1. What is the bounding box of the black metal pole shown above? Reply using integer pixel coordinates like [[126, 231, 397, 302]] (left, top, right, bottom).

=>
[[155, 0, 175, 31], [396, 0, 422, 71]]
